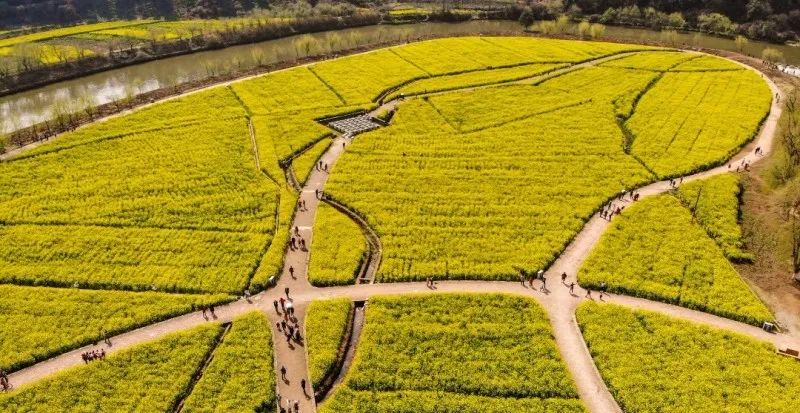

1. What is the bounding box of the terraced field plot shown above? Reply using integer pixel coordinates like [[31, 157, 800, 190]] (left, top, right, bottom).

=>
[[577, 303, 800, 412], [181, 312, 276, 412], [327, 98, 652, 281], [628, 69, 771, 177], [320, 294, 585, 412], [0, 17, 285, 66], [0, 324, 223, 411], [578, 194, 772, 325], [0, 285, 229, 372], [308, 203, 368, 286]]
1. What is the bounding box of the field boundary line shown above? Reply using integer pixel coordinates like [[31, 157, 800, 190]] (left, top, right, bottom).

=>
[[172, 322, 232, 413], [307, 66, 348, 106], [387, 48, 432, 76]]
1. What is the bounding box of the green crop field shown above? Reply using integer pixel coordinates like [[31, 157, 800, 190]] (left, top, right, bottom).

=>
[[320, 294, 585, 412], [306, 298, 352, 388], [677, 174, 752, 261], [600, 50, 696, 70], [292, 137, 331, 185], [577, 303, 800, 412], [181, 312, 276, 412], [578, 194, 771, 325], [389, 62, 567, 99], [672, 55, 745, 71], [1, 36, 780, 409], [308, 203, 367, 286], [0, 285, 229, 372], [0, 17, 289, 66], [0, 324, 223, 411], [0, 21, 154, 48], [0, 118, 274, 293], [230, 68, 347, 115], [628, 70, 771, 177], [326, 97, 652, 281]]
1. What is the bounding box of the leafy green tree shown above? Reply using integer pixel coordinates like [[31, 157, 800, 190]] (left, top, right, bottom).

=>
[[698, 12, 736, 35], [518, 7, 536, 29]]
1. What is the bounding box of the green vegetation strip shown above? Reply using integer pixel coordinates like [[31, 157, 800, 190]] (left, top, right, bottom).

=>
[[181, 312, 276, 412], [306, 298, 353, 389], [292, 138, 332, 186], [308, 203, 368, 287]]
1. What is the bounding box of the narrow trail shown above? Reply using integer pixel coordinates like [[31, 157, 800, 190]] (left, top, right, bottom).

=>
[[267, 134, 352, 412], [4, 53, 792, 413]]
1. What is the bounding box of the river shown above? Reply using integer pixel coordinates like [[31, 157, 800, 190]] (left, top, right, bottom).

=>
[[2, 20, 798, 133]]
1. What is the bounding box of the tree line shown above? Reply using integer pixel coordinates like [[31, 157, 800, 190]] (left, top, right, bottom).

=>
[[518, 0, 800, 43], [0, 0, 275, 26]]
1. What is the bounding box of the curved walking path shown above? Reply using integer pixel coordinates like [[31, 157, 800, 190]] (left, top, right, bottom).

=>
[[5, 53, 793, 413]]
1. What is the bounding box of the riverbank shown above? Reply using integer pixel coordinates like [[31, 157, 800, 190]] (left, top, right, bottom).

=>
[[0, 14, 381, 98]]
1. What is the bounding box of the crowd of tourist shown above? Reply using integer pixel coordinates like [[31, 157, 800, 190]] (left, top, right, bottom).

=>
[[80, 349, 106, 364], [0, 369, 10, 391]]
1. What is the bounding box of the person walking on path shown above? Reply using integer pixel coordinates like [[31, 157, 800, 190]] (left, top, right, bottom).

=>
[[585, 288, 592, 299], [561, 272, 567, 284], [519, 272, 526, 287], [289, 266, 295, 279], [569, 282, 575, 294], [599, 282, 607, 299], [100, 328, 110, 346], [209, 305, 216, 318], [301, 379, 307, 396], [281, 365, 287, 381], [540, 274, 547, 291], [285, 287, 290, 299]]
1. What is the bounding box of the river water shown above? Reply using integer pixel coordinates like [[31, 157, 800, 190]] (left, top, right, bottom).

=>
[[2, 20, 798, 132]]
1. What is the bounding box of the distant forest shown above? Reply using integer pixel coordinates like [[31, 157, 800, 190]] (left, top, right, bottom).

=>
[[0, 0, 272, 25], [2, 0, 800, 43]]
